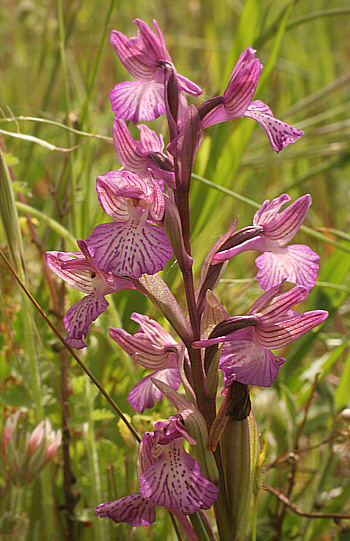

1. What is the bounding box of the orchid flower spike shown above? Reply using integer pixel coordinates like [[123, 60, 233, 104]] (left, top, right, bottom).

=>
[[110, 19, 202, 123]]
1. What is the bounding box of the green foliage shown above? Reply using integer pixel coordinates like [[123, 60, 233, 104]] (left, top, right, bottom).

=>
[[1, 0, 350, 540]]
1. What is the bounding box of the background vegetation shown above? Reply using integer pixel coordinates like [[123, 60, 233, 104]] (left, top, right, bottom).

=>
[[1, 0, 350, 539]]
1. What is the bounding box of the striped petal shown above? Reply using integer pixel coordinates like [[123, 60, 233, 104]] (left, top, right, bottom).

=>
[[110, 80, 165, 123], [244, 100, 304, 152], [109, 325, 178, 370], [110, 30, 159, 81], [139, 439, 218, 513], [46, 251, 93, 294], [95, 493, 155, 527], [220, 340, 284, 387], [254, 194, 311, 246], [254, 310, 328, 350], [127, 368, 181, 412], [86, 221, 172, 279], [255, 245, 320, 291], [63, 293, 109, 349]]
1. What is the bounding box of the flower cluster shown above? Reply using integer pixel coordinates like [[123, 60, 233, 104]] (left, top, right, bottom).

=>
[[1, 412, 61, 486], [46, 18, 327, 538]]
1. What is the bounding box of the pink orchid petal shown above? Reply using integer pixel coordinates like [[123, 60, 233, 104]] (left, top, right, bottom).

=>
[[96, 170, 164, 223], [148, 174, 165, 221], [254, 194, 311, 246], [127, 368, 181, 412], [256, 285, 308, 323], [177, 73, 203, 96], [96, 172, 130, 221], [255, 245, 320, 291], [110, 30, 159, 80], [131, 313, 177, 348], [202, 103, 232, 129], [244, 100, 304, 152], [220, 340, 283, 387], [95, 493, 156, 527], [113, 118, 147, 171], [254, 310, 328, 349], [139, 439, 218, 513], [138, 124, 164, 152], [110, 80, 165, 123], [109, 326, 178, 370], [46, 251, 92, 294], [223, 59, 262, 117], [112, 119, 165, 182], [135, 19, 171, 64], [253, 194, 291, 225], [63, 293, 109, 349], [86, 221, 172, 279]]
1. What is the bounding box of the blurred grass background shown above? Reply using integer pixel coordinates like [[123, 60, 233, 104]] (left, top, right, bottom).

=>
[[1, 0, 350, 540]]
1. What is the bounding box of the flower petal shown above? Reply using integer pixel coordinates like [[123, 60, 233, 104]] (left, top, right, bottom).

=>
[[86, 221, 173, 279], [254, 310, 328, 349], [63, 293, 109, 349], [254, 194, 311, 247], [244, 100, 304, 152], [46, 251, 93, 294], [255, 244, 320, 291], [109, 324, 178, 370], [223, 58, 262, 117], [219, 340, 283, 387], [110, 29, 159, 80], [110, 80, 165, 123], [135, 18, 171, 64], [127, 368, 181, 412], [95, 493, 156, 526], [139, 439, 218, 513]]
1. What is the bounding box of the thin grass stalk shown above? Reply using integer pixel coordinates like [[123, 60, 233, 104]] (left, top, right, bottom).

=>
[[287, 8, 350, 31], [20, 9, 77, 186], [84, 377, 104, 541], [78, 0, 117, 130], [57, 0, 79, 237]]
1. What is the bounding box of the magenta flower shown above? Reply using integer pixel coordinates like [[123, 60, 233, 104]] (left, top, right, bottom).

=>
[[199, 47, 303, 152], [193, 285, 328, 387], [85, 171, 173, 279], [113, 118, 175, 188], [110, 19, 202, 123], [212, 194, 320, 291], [109, 313, 181, 412], [95, 416, 218, 537], [46, 240, 134, 349]]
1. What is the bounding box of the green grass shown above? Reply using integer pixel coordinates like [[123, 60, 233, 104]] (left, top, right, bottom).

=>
[[1, 0, 350, 540]]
